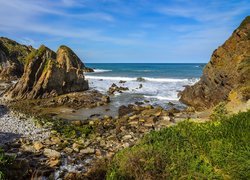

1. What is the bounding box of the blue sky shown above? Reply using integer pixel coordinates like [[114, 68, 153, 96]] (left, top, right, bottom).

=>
[[0, 0, 249, 63]]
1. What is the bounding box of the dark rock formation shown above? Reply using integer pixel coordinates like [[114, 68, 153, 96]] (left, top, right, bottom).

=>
[[108, 83, 129, 95], [5, 45, 89, 99], [0, 37, 34, 80], [179, 16, 250, 110]]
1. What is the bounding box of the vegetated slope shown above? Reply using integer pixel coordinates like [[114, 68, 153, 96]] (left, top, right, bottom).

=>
[[0, 37, 34, 80], [105, 110, 250, 179]]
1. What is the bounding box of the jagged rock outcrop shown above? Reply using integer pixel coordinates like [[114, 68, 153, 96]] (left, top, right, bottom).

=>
[[5, 45, 89, 99], [0, 37, 34, 80], [179, 16, 250, 110]]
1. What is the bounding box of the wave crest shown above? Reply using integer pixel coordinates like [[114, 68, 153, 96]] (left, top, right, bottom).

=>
[[85, 75, 199, 83]]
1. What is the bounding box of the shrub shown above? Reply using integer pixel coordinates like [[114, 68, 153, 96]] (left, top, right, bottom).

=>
[[210, 102, 229, 121]]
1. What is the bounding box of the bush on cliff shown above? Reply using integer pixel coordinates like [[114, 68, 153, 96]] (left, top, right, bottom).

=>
[[106, 110, 250, 179]]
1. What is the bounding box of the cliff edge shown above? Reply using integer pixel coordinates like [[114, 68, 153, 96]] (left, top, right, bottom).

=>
[[180, 16, 250, 110]]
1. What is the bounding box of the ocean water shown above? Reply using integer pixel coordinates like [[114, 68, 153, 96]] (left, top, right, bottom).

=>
[[85, 63, 205, 109]]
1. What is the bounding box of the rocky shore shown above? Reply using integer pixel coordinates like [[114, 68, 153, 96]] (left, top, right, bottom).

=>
[[0, 16, 249, 180], [1, 100, 191, 179]]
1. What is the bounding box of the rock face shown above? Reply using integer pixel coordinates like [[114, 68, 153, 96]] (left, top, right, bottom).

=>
[[180, 16, 250, 110], [0, 37, 34, 80], [5, 45, 89, 99]]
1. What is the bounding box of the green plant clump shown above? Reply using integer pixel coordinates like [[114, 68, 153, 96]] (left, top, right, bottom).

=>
[[37, 117, 93, 139], [106, 110, 250, 179], [0, 148, 15, 180]]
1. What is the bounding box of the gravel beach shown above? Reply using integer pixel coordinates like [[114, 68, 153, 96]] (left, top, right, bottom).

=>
[[0, 105, 50, 146]]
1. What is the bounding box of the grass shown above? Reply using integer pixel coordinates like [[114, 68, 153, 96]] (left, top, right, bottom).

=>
[[0, 148, 15, 180], [105, 110, 250, 179]]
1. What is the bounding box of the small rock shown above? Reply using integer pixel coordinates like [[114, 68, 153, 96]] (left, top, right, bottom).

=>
[[44, 148, 61, 159], [64, 147, 73, 154], [71, 120, 82, 126], [122, 135, 132, 140], [33, 141, 44, 151], [48, 158, 61, 167], [101, 95, 110, 103], [80, 147, 95, 154]]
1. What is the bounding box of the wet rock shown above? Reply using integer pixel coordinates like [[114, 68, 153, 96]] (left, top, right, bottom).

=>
[[136, 77, 146, 82], [101, 95, 110, 103], [108, 83, 129, 95], [119, 80, 126, 84], [118, 104, 135, 117]]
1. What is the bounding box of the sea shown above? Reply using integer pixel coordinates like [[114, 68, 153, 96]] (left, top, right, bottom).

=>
[[57, 63, 205, 120], [84, 63, 205, 110]]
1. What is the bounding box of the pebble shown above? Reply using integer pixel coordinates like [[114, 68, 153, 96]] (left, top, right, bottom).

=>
[[0, 106, 50, 146]]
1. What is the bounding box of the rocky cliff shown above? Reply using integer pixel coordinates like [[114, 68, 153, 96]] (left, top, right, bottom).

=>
[[0, 37, 34, 80], [180, 16, 250, 110], [5, 45, 89, 99]]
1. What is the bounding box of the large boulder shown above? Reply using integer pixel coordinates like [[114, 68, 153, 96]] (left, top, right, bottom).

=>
[[5, 45, 89, 99], [179, 16, 250, 110], [0, 37, 34, 80], [56, 45, 93, 72]]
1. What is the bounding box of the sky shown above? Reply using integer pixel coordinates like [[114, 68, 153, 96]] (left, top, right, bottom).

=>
[[0, 0, 249, 63]]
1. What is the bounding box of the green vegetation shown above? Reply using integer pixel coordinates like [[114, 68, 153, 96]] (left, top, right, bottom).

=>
[[0, 37, 33, 65], [106, 110, 250, 179], [36, 117, 93, 139], [0, 148, 15, 180], [210, 102, 229, 121], [239, 16, 250, 29]]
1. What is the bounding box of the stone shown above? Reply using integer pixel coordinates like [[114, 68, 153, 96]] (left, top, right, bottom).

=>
[[129, 114, 138, 120], [33, 141, 44, 151], [144, 117, 155, 127], [122, 135, 132, 140], [72, 143, 82, 152], [95, 149, 102, 156], [64, 147, 73, 154], [118, 104, 135, 117], [44, 148, 61, 159], [48, 158, 61, 167], [22, 145, 36, 152], [101, 95, 110, 103], [108, 83, 129, 95], [71, 120, 82, 126], [50, 136, 61, 144], [80, 147, 95, 154]]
